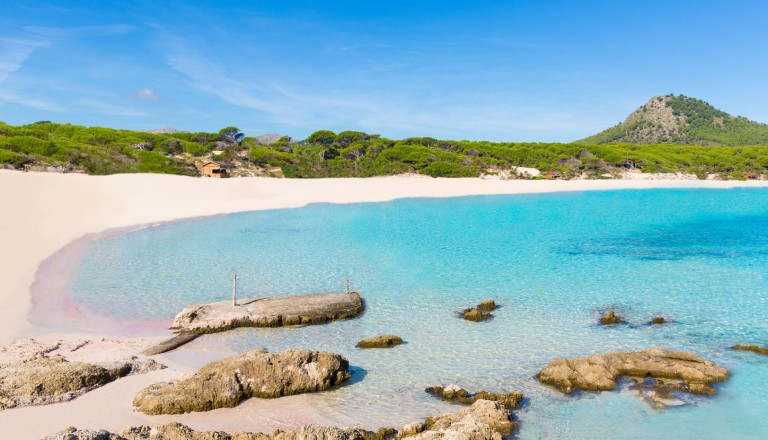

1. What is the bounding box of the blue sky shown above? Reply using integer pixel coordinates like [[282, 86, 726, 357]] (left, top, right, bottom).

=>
[[1, 1, 767, 142]]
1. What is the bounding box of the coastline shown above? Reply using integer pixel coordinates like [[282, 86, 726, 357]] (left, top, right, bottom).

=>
[[6, 169, 768, 341], [3, 170, 768, 438]]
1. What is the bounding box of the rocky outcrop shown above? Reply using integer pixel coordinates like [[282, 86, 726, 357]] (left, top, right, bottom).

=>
[[43, 427, 125, 440], [732, 343, 768, 355], [476, 299, 496, 311], [417, 400, 517, 439], [0, 356, 164, 410], [650, 316, 666, 325], [57, 399, 516, 440], [462, 308, 487, 322], [598, 310, 624, 325], [537, 348, 729, 397], [133, 350, 350, 414], [461, 299, 497, 322], [170, 293, 364, 334], [356, 335, 403, 349], [425, 384, 523, 409]]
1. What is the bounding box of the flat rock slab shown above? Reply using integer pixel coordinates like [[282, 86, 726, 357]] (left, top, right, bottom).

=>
[[537, 347, 729, 397], [171, 292, 364, 334], [133, 349, 350, 415]]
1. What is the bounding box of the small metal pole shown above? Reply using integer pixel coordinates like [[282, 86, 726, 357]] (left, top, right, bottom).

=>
[[345, 278, 350, 294], [232, 272, 237, 306]]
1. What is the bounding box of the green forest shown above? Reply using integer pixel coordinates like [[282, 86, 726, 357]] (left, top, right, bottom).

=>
[[2, 121, 768, 179]]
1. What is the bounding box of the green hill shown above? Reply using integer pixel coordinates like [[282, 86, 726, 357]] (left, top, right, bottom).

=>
[[3, 119, 768, 180], [581, 95, 768, 146]]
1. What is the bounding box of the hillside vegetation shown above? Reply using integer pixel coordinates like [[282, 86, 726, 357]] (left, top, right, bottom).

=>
[[582, 95, 768, 146], [2, 117, 768, 180]]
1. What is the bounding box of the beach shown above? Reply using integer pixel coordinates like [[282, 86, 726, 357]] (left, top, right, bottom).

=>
[[2, 170, 768, 439]]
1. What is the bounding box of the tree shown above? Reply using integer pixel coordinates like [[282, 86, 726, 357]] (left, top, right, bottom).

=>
[[218, 127, 244, 144], [306, 130, 336, 145]]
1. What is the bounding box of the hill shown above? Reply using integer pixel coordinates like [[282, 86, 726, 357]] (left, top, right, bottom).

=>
[[3, 121, 768, 180], [581, 95, 768, 146]]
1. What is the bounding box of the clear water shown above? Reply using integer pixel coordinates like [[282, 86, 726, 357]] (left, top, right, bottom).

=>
[[70, 189, 768, 439]]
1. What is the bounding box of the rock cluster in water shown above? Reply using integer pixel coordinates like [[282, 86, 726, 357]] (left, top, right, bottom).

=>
[[537, 348, 729, 396], [732, 343, 768, 355], [133, 349, 350, 415], [356, 334, 403, 349], [425, 384, 523, 409], [46, 399, 516, 440], [462, 299, 497, 322], [0, 355, 164, 410], [598, 309, 625, 325]]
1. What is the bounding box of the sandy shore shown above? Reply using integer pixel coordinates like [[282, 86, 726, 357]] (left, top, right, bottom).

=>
[[2, 170, 768, 438]]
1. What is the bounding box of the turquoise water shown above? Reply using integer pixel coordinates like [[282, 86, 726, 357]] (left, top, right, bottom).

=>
[[70, 189, 768, 439]]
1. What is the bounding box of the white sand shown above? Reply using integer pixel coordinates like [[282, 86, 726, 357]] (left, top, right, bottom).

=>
[[2, 170, 768, 438]]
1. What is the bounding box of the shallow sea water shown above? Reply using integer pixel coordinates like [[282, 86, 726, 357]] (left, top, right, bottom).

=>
[[70, 189, 768, 439]]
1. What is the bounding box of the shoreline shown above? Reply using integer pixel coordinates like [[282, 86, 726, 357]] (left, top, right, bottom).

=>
[[3, 170, 768, 438], [6, 170, 768, 341]]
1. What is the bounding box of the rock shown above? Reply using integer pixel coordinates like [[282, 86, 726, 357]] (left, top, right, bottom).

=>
[[133, 350, 350, 415], [68, 399, 517, 440], [400, 422, 426, 437], [537, 348, 729, 398], [356, 335, 403, 349], [599, 310, 624, 325], [120, 424, 372, 440], [732, 343, 768, 355], [43, 427, 126, 440], [419, 400, 517, 439], [650, 316, 666, 325], [0, 356, 164, 410], [170, 293, 364, 334], [476, 299, 496, 311], [426, 384, 523, 409], [462, 308, 488, 322]]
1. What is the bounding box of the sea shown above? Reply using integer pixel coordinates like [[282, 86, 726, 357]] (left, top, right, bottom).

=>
[[60, 188, 768, 439]]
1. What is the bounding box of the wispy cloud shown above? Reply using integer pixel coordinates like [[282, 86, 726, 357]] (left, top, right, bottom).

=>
[[0, 24, 138, 116], [134, 88, 159, 101], [23, 24, 135, 39], [0, 38, 48, 85]]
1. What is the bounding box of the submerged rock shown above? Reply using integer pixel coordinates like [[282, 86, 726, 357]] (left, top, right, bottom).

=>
[[599, 310, 625, 325], [462, 308, 489, 322], [477, 299, 497, 311], [537, 348, 729, 397], [732, 343, 768, 355], [0, 356, 164, 410], [425, 384, 523, 409], [133, 349, 350, 415], [356, 334, 403, 349]]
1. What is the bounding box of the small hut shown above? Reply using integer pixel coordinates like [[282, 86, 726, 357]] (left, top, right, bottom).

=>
[[543, 171, 563, 180], [202, 162, 230, 178], [744, 173, 758, 181]]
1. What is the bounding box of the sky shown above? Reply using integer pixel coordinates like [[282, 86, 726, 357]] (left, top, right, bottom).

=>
[[1, 0, 767, 142]]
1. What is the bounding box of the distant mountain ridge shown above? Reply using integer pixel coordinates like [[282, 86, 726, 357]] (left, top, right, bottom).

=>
[[581, 95, 768, 146]]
